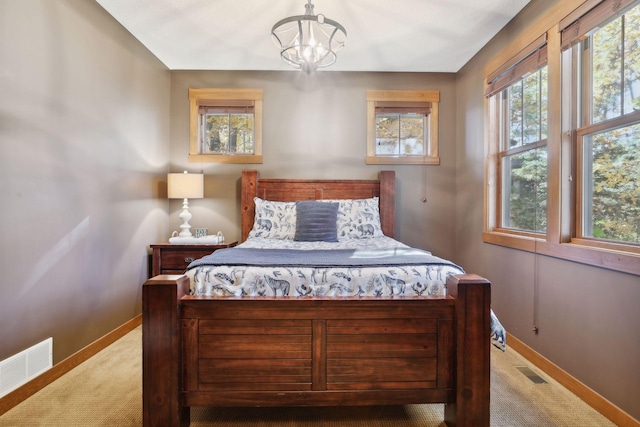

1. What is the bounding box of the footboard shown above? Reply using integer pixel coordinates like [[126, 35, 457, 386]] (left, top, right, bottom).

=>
[[143, 274, 490, 427]]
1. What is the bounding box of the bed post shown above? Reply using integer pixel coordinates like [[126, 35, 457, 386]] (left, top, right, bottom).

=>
[[379, 170, 395, 238], [143, 275, 190, 427], [444, 274, 491, 427], [241, 170, 258, 242]]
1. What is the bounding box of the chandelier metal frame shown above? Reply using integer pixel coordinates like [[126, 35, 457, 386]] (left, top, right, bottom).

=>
[[271, 0, 347, 73]]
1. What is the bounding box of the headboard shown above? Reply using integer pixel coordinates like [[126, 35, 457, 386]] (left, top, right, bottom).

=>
[[240, 170, 396, 242]]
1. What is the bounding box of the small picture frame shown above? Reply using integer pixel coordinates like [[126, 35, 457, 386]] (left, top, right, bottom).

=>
[[194, 228, 208, 238]]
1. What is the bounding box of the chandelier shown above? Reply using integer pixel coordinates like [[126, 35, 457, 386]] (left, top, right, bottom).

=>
[[271, 0, 347, 73]]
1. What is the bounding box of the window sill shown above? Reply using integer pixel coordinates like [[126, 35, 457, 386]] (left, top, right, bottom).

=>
[[365, 156, 440, 165], [483, 230, 640, 276], [188, 154, 263, 164]]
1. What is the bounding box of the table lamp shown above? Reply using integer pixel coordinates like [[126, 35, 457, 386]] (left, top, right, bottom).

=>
[[167, 171, 204, 237]]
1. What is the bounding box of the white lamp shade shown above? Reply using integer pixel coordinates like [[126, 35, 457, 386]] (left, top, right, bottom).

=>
[[167, 172, 204, 199]]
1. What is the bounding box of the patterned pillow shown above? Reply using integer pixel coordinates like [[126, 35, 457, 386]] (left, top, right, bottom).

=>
[[248, 197, 296, 239], [335, 197, 384, 240], [294, 201, 339, 242]]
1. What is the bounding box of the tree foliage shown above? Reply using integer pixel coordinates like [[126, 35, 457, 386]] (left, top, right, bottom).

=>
[[587, 6, 640, 243], [376, 114, 425, 155], [204, 114, 254, 154], [504, 67, 548, 233]]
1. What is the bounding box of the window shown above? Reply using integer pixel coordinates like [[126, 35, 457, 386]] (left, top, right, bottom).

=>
[[189, 88, 263, 163], [366, 90, 439, 165], [486, 39, 549, 236], [564, 1, 640, 246], [501, 66, 549, 233], [483, 0, 640, 275]]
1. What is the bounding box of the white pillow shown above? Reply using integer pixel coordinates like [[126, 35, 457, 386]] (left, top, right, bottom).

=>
[[335, 197, 384, 240], [247, 197, 296, 239]]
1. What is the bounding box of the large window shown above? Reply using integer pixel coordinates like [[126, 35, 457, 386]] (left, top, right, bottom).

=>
[[189, 88, 263, 164], [500, 66, 548, 233], [366, 90, 440, 165], [564, 0, 640, 246], [484, 0, 640, 275], [486, 40, 549, 236]]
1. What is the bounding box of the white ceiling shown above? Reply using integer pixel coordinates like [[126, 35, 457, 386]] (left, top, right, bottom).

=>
[[96, 0, 531, 73]]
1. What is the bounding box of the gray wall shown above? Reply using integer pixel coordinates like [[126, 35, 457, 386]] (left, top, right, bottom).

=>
[[169, 71, 460, 259], [1, 0, 637, 422], [0, 0, 170, 363], [455, 0, 640, 420]]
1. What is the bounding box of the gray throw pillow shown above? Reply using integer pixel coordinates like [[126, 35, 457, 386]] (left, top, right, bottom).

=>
[[294, 201, 339, 242]]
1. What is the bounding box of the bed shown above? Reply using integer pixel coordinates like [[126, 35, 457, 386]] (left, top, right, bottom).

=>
[[143, 170, 493, 427]]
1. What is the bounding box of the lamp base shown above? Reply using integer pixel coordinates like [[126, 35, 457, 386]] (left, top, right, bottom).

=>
[[178, 198, 193, 237]]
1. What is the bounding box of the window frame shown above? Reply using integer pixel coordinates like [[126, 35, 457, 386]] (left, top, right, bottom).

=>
[[485, 37, 550, 242], [496, 64, 549, 235], [366, 90, 440, 165], [189, 88, 263, 164], [483, 0, 640, 276], [568, 3, 640, 248]]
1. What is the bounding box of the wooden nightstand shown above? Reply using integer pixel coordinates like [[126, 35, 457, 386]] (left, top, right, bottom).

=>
[[150, 241, 238, 277]]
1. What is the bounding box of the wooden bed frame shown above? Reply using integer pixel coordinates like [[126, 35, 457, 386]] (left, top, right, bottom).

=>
[[143, 170, 491, 427]]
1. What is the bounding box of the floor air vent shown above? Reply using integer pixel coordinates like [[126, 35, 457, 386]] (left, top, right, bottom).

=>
[[0, 338, 52, 397], [515, 366, 547, 384]]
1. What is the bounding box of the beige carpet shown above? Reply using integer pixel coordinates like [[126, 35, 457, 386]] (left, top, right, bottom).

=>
[[0, 326, 615, 427]]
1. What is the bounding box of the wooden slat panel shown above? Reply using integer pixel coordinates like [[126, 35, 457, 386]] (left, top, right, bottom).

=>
[[328, 335, 435, 358], [327, 334, 437, 358], [201, 339, 310, 354], [327, 318, 437, 334], [201, 318, 311, 327], [200, 360, 310, 378], [203, 350, 311, 359], [328, 349, 431, 359], [203, 358, 311, 369], [182, 319, 199, 391], [327, 356, 438, 390], [328, 333, 434, 345], [329, 371, 433, 383], [327, 381, 436, 391], [321, 189, 379, 199], [437, 318, 454, 389], [200, 319, 312, 335], [201, 325, 312, 335], [201, 374, 312, 385], [202, 334, 311, 344], [200, 335, 311, 354], [312, 320, 327, 391], [328, 358, 435, 380], [199, 382, 312, 391], [258, 188, 317, 201]]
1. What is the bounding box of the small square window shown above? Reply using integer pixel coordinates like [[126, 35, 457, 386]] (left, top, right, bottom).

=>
[[189, 88, 263, 164], [366, 90, 439, 165]]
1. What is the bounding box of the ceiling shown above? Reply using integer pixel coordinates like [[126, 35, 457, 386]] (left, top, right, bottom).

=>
[[96, 0, 532, 73]]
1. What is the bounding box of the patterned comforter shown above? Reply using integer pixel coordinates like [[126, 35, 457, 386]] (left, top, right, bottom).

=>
[[185, 237, 463, 298]]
